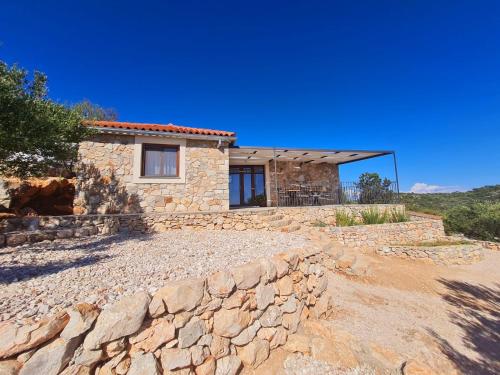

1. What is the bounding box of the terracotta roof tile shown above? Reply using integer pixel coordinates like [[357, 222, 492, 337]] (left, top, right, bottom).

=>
[[83, 120, 236, 137]]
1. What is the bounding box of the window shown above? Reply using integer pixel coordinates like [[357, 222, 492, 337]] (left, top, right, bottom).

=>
[[141, 144, 179, 177]]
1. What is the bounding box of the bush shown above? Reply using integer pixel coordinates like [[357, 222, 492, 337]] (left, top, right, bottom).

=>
[[335, 211, 358, 226], [444, 203, 500, 242], [389, 208, 409, 223], [361, 208, 389, 224]]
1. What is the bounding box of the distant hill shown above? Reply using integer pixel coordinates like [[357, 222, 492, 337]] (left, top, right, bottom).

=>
[[400, 185, 500, 215]]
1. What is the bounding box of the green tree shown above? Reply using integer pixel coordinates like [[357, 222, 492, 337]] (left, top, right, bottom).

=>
[[73, 98, 117, 121], [357, 172, 394, 204], [0, 61, 93, 178]]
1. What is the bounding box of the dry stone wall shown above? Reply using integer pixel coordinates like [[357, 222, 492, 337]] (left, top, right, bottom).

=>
[[0, 245, 336, 375], [328, 220, 446, 248], [76, 134, 229, 215], [377, 244, 484, 265]]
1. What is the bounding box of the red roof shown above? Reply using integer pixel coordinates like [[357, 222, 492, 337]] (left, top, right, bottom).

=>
[[83, 120, 236, 137]]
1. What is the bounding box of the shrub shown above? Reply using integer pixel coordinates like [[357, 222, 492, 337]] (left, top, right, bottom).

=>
[[335, 211, 358, 226], [444, 203, 500, 242], [311, 220, 328, 227], [361, 208, 389, 225], [389, 208, 409, 223]]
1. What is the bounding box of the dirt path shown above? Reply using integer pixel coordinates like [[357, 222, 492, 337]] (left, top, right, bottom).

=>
[[325, 249, 500, 374]]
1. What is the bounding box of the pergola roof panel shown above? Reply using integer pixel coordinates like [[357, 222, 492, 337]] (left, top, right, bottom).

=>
[[229, 146, 392, 165]]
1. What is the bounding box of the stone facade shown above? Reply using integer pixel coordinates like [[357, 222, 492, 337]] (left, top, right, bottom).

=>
[[268, 161, 339, 205], [75, 134, 229, 214], [377, 244, 484, 265], [0, 245, 335, 374]]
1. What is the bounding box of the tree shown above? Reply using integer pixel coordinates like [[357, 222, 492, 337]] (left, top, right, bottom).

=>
[[356, 172, 394, 203], [73, 99, 118, 121], [0, 61, 95, 178]]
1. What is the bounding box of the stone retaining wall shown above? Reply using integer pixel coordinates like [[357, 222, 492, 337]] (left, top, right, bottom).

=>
[[0, 245, 335, 375], [328, 220, 446, 248], [377, 244, 484, 265]]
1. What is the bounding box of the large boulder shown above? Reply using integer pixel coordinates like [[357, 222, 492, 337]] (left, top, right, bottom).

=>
[[60, 303, 100, 341], [207, 272, 235, 298], [83, 291, 150, 350], [230, 263, 261, 290], [20, 337, 81, 375], [0, 312, 69, 359], [213, 308, 251, 338], [150, 278, 205, 316]]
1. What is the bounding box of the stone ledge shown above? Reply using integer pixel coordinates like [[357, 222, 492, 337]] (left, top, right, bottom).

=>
[[377, 244, 485, 265]]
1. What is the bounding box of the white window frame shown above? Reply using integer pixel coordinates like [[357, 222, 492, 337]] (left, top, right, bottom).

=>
[[133, 136, 186, 184]]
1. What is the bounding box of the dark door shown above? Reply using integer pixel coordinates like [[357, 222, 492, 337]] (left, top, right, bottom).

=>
[[229, 165, 266, 207]]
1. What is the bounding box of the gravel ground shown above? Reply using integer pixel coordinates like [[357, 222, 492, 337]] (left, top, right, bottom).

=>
[[0, 230, 307, 322]]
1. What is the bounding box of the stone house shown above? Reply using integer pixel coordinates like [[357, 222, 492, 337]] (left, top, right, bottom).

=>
[[75, 121, 395, 214]]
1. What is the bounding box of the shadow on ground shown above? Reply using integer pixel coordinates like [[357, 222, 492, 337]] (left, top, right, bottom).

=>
[[0, 233, 153, 284], [427, 279, 500, 375]]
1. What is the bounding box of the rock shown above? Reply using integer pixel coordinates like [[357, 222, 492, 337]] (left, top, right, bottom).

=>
[[134, 319, 176, 352], [178, 318, 206, 348], [336, 254, 356, 270], [83, 291, 150, 350], [128, 352, 160, 375], [310, 294, 331, 319], [74, 348, 103, 367], [271, 257, 289, 278], [96, 351, 127, 375], [231, 320, 261, 346], [276, 276, 293, 296], [209, 335, 230, 359], [402, 360, 439, 375], [231, 262, 261, 290], [282, 302, 304, 333], [20, 337, 81, 375], [197, 334, 213, 347], [258, 258, 277, 283], [213, 308, 251, 338], [259, 306, 282, 328], [307, 275, 328, 297], [284, 334, 311, 354], [237, 338, 270, 368], [60, 303, 100, 341], [190, 346, 208, 366], [207, 272, 235, 298], [195, 356, 216, 375], [270, 327, 287, 349], [161, 348, 192, 371], [280, 294, 298, 313], [151, 278, 205, 315], [255, 284, 275, 310], [174, 311, 194, 329], [215, 355, 241, 375], [0, 312, 69, 359], [59, 365, 92, 375], [115, 358, 131, 375], [0, 360, 22, 375], [103, 338, 126, 358], [222, 291, 248, 310]]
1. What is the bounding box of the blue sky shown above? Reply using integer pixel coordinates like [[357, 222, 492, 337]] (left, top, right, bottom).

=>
[[1, 0, 499, 192]]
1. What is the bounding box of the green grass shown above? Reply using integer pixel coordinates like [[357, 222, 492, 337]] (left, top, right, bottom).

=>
[[360, 208, 389, 224], [335, 211, 358, 227], [389, 208, 410, 223]]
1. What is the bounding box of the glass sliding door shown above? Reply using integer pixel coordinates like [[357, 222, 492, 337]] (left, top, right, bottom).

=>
[[229, 165, 266, 207]]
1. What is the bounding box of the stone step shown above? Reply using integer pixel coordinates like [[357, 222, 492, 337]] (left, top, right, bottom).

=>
[[256, 209, 277, 217]]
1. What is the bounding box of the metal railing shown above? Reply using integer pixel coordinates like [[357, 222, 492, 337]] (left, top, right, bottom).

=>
[[277, 181, 399, 207]]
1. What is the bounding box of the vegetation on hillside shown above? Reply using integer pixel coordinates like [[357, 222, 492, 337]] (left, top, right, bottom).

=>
[[400, 185, 500, 242], [0, 60, 115, 178]]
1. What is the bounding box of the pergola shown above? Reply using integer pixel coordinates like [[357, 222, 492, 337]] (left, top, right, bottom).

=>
[[229, 146, 401, 205]]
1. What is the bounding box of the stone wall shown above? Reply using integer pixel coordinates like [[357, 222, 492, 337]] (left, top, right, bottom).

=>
[[75, 134, 229, 214], [268, 161, 339, 205], [328, 220, 446, 248], [377, 244, 484, 265], [0, 245, 335, 375]]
